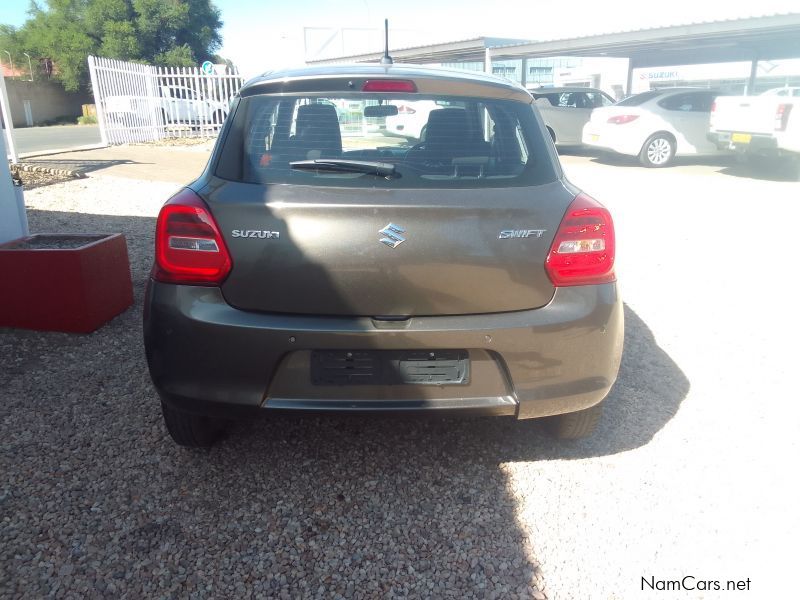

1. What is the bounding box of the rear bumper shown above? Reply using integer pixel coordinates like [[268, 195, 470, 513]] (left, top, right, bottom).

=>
[[707, 131, 782, 153], [581, 123, 643, 156], [143, 282, 623, 419]]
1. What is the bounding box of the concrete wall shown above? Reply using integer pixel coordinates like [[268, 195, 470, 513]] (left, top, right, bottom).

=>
[[0, 80, 91, 128]]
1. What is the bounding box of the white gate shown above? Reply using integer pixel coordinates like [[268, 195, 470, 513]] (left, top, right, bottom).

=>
[[88, 56, 244, 145]]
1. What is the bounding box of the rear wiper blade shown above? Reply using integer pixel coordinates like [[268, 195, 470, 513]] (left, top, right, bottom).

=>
[[290, 159, 396, 178]]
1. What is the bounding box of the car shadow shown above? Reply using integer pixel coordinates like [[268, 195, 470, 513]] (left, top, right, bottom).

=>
[[1, 205, 688, 597], [19, 158, 147, 177], [716, 157, 799, 182]]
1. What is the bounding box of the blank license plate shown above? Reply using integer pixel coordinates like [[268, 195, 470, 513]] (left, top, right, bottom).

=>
[[731, 133, 752, 144], [311, 350, 470, 386]]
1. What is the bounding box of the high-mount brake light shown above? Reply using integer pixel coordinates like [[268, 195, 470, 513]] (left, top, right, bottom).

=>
[[545, 193, 616, 287], [361, 80, 417, 93], [607, 115, 639, 124], [153, 189, 232, 285]]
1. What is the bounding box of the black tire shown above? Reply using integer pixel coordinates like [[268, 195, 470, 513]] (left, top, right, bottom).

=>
[[419, 124, 427, 142], [546, 402, 603, 439], [639, 133, 675, 167], [161, 401, 225, 448], [547, 126, 556, 143]]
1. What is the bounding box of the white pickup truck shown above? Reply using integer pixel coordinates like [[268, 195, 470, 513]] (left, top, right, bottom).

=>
[[708, 87, 800, 178], [105, 85, 228, 127]]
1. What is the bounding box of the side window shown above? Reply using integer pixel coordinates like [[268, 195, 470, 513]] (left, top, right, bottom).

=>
[[693, 93, 716, 113], [659, 93, 697, 112], [585, 92, 612, 108]]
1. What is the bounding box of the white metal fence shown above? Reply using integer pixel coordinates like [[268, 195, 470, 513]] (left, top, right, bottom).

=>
[[88, 56, 244, 145]]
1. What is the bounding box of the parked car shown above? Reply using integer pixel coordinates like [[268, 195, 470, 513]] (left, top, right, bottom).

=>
[[105, 85, 228, 126], [531, 87, 615, 145], [582, 87, 726, 167], [143, 64, 623, 447], [708, 87, 800, 179], [384, 99, 439, 139]]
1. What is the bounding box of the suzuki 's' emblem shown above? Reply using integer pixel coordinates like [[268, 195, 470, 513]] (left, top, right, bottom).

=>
[[379, 223, 406, 248]]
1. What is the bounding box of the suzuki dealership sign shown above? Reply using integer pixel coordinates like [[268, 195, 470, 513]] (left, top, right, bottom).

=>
[[631, 62, 752, 93]]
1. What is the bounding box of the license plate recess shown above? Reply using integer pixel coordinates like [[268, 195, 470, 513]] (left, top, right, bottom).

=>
[[311, 350, 470, 386]]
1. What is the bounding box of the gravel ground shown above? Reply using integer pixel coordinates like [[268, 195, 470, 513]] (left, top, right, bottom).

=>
[[2, 162, 799, 599]]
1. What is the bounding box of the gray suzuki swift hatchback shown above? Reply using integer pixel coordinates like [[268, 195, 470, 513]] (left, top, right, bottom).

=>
[[143, 64, 623, 447]]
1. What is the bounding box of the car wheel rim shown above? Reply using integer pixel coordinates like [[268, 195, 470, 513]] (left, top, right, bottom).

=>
[[647, 138, 671, 165]]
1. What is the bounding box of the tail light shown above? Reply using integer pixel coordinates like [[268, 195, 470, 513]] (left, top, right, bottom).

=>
[[711, 101, 716, 113], [152, 189, 232, 285], [607, 115, 639, 125], [545, 193, 616, 287], [775, 104, 792, 131], [397, 105, 416, 114]]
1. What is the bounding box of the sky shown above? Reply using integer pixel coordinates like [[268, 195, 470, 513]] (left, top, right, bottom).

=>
[[4, 1, 800, 77]]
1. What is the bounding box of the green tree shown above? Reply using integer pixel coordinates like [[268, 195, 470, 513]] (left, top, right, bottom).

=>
[[3, 0, 223, 91]]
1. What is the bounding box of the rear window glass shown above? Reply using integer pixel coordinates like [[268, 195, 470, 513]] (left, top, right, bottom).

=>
[[616, 90, 664, 106], [215, 94, 557, 188]]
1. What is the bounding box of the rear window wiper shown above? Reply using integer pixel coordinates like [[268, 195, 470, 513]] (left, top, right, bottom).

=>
[[290, 159, 396, 178]]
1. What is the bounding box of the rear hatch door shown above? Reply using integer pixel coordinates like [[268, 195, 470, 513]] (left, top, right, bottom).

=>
[[204, 180, 573, 316]]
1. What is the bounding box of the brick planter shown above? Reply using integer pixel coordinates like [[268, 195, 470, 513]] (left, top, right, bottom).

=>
[[0, 234, 133, 333]]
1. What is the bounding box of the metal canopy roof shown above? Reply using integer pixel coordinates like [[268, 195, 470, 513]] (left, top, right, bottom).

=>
[[307, 37, 529, 65], [307, 14, 800, 68]]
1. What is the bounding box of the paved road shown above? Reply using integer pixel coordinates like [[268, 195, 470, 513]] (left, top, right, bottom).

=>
[[4, 125, 102, 155], [22, 143, 213, 182]]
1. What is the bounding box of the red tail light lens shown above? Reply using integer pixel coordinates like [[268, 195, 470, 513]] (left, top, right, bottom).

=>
[[545, 193, 616, 287], [397, 104, 417, 114], [711, 101, 716, 113], [607, 114, 639, 124], [153, 189, 232, 285], [361, 80, 417, 93], [775, 104, 792, 131]]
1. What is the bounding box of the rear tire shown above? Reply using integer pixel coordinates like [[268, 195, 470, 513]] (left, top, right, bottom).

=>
[[161, 401, 225, 447], [639, 133, 675, 167], [546, 403, 603, 439], [547, 126, 556, 144]]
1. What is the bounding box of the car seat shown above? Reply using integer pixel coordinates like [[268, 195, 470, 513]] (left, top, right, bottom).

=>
[[290, 103, 342, 159], [406, 108, 490, 170]]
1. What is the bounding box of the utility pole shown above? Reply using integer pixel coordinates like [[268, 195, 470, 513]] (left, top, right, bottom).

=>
[[2, 51, 12, 77], [23, 53, 33, 81]]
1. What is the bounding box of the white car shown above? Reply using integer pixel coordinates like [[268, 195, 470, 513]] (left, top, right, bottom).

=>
[[709, 87, 800, 179], [105, 85, 228, 127], [531, 87, 615, 145], [582, 88, 727, 167], [384, 100, 440, 139]]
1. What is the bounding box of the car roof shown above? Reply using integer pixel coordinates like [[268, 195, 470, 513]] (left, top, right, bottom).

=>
[[239, 63, 533, 102], [647, 87, 720, 94], [530, 87, 607, 94]]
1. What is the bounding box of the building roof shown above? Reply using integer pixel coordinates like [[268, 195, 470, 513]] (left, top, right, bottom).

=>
[[306, 37, 530, 66]]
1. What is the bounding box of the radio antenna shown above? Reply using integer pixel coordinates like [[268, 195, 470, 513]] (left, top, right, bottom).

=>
[[380, 19, 393, 65]]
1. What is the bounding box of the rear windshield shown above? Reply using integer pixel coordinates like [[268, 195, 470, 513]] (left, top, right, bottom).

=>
[[215, 94, 557, 188], [616, 90, 664, 106]]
